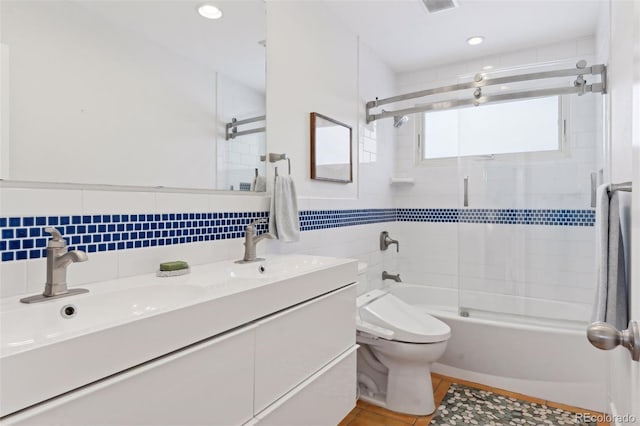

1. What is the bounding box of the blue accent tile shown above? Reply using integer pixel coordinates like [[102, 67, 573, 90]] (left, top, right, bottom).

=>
[[16, 251, 27, 260], [0, 208, 594, 262], [2, 252, 14, 261]]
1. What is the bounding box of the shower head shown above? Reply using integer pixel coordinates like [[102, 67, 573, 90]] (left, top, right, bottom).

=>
[[393, 115, 409, 128]]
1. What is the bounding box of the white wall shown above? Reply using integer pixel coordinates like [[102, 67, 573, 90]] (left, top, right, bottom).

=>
[[265, 1, 358, 200], [392, 38, 599, 324], [0, 43, 8, 179], [0, 1, 398, 299], [1, 0, 218, 188]]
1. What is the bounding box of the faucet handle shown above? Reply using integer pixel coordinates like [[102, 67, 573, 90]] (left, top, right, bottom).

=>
[[45, 227, 63, 240], [45, 227, 67, 248]]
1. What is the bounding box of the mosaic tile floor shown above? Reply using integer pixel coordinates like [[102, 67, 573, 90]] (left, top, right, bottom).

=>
[[430, 383, 596, 426], [339, 373, 608, 426]]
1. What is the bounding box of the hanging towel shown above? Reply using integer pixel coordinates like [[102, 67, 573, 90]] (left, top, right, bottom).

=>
[[251, 175, 266, 192], [592, 184, 630, 330], [269, 175, 300, 242]]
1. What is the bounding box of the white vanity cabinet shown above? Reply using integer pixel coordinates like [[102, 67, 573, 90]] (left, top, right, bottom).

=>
[[1, 283, 357, 426], [254, 284, 356, 413], [3, 326, 258, 426]]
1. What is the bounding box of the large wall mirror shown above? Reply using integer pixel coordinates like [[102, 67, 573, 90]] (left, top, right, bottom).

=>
[[0, 0, 266, 192]]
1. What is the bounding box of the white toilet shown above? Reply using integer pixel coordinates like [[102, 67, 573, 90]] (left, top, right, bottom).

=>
[[355, 263, 451, 415]]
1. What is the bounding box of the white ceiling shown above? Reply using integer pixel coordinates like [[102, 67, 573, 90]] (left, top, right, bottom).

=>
[[324, 0, 603, 73], [73, 0, 602, 91], [74, 0, 266, 92]]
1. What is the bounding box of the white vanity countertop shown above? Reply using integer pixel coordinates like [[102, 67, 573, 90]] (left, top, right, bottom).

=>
[[0, 254, 358, 417]]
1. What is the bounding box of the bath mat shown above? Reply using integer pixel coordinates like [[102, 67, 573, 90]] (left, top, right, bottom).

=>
[[429, 383, 597, 425]]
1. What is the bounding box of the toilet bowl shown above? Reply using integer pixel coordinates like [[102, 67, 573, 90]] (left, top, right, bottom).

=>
[[355, 264, 451, 415]]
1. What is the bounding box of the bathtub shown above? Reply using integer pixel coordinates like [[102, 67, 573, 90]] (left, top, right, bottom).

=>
[[389, 284, 608, 413]]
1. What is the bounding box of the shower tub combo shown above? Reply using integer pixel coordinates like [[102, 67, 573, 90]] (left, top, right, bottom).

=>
[[388, 283, 607, 413]]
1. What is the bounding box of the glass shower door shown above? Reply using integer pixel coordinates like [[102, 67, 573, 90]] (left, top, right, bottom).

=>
[[454, 91, 599, 328]]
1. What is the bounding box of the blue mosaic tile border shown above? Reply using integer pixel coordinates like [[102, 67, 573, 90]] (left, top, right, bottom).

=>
[[0, 209, 395, 262], [299, 209, 396, 231], [0, 208, 594, 262], [397, 208, 596, 227], [0, 211, 267, 262]]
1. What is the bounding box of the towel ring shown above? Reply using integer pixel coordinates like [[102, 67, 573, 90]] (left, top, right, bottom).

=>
[[271, 154, 291, 176]]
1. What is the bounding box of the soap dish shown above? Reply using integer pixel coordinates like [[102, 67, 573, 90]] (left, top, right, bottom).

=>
[[156, 268, 191, 278]]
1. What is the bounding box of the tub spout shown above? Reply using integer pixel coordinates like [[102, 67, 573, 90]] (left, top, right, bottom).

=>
[[382, 271, 402, 283]]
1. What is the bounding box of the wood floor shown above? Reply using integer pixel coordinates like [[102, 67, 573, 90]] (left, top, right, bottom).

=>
[[338, 373, 609, 426]]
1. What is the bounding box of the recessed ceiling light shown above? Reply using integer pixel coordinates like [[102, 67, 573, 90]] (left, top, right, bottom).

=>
[[198, 4, 222, 20], [482, 65, 493, 70], [466, 36, 484, 46]]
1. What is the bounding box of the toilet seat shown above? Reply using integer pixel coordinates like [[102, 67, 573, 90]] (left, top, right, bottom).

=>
[[357, 291, 451, 344]]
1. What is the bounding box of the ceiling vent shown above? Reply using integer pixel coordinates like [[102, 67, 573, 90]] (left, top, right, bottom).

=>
[[421, 0, 458, 14]]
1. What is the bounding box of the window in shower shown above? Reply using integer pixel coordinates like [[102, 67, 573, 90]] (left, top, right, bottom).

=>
[[420, 95, 565, 160]]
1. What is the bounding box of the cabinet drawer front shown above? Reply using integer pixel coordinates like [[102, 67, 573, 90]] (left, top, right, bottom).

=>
[[255, 346, 357, 426], [254, 284, 356, 413], [3, 326, 256, 426]]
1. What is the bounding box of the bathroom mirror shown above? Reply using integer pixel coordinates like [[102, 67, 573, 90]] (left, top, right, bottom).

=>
[[0, 0, 266, 192], [310, 112, 353, 183]]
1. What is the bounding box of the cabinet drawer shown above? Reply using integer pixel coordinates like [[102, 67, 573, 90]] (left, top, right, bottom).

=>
[[255, 346, 357, 426], [254, 284, 356, 413], [2, 326, 256, 426]]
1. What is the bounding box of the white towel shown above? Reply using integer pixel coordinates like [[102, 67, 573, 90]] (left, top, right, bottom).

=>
[[251, 175, 266, 192], [269, 175, 300, 242], [592, 184, 630, 330]]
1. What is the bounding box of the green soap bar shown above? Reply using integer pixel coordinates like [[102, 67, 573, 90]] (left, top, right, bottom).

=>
[[159, 261, 189, 271]]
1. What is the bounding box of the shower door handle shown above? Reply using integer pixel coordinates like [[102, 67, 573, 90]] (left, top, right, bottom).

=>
[[586, 321, 640, 362]]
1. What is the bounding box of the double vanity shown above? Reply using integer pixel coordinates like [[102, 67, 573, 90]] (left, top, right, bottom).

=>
[[0, 254, 358, 425]]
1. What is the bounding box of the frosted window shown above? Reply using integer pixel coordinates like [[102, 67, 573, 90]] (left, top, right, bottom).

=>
[[422, 96, 560, 159]]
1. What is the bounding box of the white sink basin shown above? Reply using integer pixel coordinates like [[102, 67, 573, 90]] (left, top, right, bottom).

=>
[[221, 255, 331, 281], [0, 254, 357, 417], [1, 284, 208, 357]]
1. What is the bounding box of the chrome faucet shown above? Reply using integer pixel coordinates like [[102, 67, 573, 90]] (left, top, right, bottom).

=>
[[382, 271, 402, 283], [380, 231, 399, 252], [236, 218, 274, 264], [20, 227, 89, 304]]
